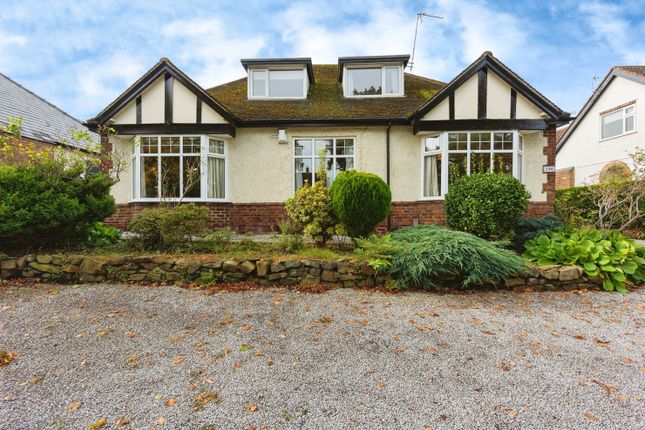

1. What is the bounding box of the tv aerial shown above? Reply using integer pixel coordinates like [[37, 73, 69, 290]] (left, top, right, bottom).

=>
[[409, 11, 443, 71]]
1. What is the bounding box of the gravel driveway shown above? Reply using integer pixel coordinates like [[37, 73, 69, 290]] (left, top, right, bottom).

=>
[[0, 283, 643, 430]]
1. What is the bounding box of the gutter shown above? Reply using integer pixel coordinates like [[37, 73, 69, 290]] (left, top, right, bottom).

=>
[[386, 121, 392, 232]]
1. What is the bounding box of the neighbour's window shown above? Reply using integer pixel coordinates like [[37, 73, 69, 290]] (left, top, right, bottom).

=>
[[249, 68, 305, 98], [294, 138, 354, 190], [133, 135, 226, 201], [424, 131, 521, 198], [345, 65, 403, 97], [601, 103, 636, 139]]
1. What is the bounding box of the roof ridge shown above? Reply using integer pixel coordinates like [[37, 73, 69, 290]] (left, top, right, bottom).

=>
[[0, 72, 86, 127]]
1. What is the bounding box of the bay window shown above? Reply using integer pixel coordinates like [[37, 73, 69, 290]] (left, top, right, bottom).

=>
[[601, 103, 636, 140], [422, 131, 523, 199], [132, 135, 226, 201], [294, 138, 354, 190]]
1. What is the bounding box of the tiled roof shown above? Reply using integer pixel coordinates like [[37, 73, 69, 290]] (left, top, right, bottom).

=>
[[556, 125, 569, 142], [0, 72, 98, 150], [615, 66, 645, 79], [206, 64, 445, 122]]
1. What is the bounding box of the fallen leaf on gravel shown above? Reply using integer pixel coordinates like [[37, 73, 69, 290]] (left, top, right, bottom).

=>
[[193, 390, 220, 411], [619, 394, 629, 402], [594, 338, 610, 345], [172, 356, 183, 365], [240, 345, 249, 352], [242, 324, 251, 331], [126, 332, 136, 338], [246, 403, 258, 412], [255, 349, 264, 356], [377, 381, 385, 388], [166, 398, 176, 407], [572, 334, 587, 340], [397, 347, 405, 353], [89, 418, 107, 429], [115, 416, 130, 426], [592, 379, 618, 396], [428, 310, 439, 317], [584, 413, 598, 422], [480, 329, 496, 336], [620, 358, 637, 364], [0, 351, 17, 367], [30, 374, 45, 384], [67, 401, 82, 412], [319, 316, 333, 323], [427, 346, 438, 355], [158, 417, 166, 425]]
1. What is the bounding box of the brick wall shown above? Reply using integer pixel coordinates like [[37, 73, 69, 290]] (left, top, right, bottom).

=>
[[555, 168, 575, 189], [542, 125, 557, 209]]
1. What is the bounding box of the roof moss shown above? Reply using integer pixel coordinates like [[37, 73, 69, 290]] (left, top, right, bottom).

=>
[[206, 64, 445, 122]]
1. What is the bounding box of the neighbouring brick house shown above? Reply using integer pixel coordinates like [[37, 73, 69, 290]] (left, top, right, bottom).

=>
[[88, 51, 570, 232], [0, 72, 98, 162]]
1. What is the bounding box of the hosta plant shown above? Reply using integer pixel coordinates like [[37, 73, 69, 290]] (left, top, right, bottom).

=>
[[524, 228, 645, 293]]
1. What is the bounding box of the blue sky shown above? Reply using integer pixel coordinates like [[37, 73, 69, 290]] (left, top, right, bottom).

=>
[[1, 0, 643, 121]]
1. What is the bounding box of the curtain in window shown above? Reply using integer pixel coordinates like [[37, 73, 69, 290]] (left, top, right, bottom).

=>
[[208, 157, 225, 199], [424, 155, 440, 197]]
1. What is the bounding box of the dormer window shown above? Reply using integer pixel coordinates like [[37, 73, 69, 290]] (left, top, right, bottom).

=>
[[338, 55, 409, 98], [241, 58, 314, 100]]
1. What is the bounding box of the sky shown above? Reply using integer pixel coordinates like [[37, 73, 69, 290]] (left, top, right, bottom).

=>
[[1, 0, 644, 121]]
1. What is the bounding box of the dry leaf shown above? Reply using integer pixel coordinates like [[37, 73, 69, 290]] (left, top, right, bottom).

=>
[[166, 398, 176, 407], [67, 401, 82, 412], [584, 413, 598, 422], [377, 381, 385, 388], [172, 356, 183, 365], [246, 403, 258, 412], [620, 357, 637, 364], [242, 324, 251, 331], [319, 316, 333, 324], [428, 310, 439, 317], [427, 346, 438, 355], [591, 379, 618, 396], [158, 417, 166, 425], [115, 416, 131, 426], [0, 351, 17, 367], [126, 332, 136, 338], [89, 418, 107, 430]]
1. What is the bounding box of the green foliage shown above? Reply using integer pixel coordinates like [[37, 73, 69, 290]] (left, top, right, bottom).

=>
[[285, 160, 337, 246], [357, 225, 529, 289], [513, 215, 564, 251], [128, 204, 209, 251], [0, 160, 116, 249], [524, 228, 645, 293], [555, 186, 597, 228], [444, 173, 529, 239], [85, 222, 122, 248], [275, 221, 304, 253], [330, 170, 392, 238]]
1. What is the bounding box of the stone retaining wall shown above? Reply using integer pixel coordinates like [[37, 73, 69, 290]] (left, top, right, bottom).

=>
[[0, 254, 600, 290]]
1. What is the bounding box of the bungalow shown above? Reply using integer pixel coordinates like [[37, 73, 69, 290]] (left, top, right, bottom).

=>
[[556, 66, 644, 187], [88, 51, 570, 231], [0, 72, 98, 162]]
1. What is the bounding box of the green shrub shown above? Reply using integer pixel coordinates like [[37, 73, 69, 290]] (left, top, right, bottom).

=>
[[357, 225, 529, 289], [524, 228, 645, 292], [555, 186, 597, 228], [206, 227, 235, 247], [285, 164, 336, 246], [444, 173, 529, 239], [85, 222, 122, 248], [513, 215, 564, 251], [0, 160, 115, 249], [128, 204, 209, 251], [330, 170, 391, 238]]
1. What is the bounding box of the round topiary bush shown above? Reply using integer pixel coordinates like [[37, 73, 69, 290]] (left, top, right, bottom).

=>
[[330, 170, 392, 238], [444, 173, 530, 239]]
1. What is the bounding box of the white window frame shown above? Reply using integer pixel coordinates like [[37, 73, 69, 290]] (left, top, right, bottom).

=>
[[600, 102, 637, 141], [292, 137, 355, 192], [343, 64, 404, 98], [419, 131, 522, 201], [247, 67, 308, 100], [131, 135, 228, 202]]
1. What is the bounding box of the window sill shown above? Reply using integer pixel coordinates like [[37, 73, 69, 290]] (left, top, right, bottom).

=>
[[344, 94, 404, 99], [130, 198, 229, 204], [419, 196, 444, 201], [599, 130, 637, 142]]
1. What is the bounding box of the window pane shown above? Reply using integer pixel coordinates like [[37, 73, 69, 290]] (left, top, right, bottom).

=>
[[518, 134, 523, 151], [183, 156, 201, 198], [314, 139, 333, 157], [140, 157, 158, 198], [335, 157, 354, 174], [183, 136, 201, 154], [470, 152, 491, 174], [336, 139, 354, 155], [518, 153, 523, 182], [295, 158, 313, 190], [161, 157, 180, 198], [493, 153, 513, 175], [448, 153, 467, 184], [384, 67, 400, 94], [348, 68, 382, 95], [448, 133, 467, 151], [625, 106, 634, 115], [471, 132, 491, 150], [294, 139, 312, 156], [314, 158, 334, 186], [493, 132, 513, 150], [208, 138, 224, 155], [269, 70, 304, 97], [207, 157, 225, 199], [252, 70, 266, 97], [140, 136, 158, 154], [161, 136, 180, 154], [602, 110, 623, 138], [625, 115, 635, 132], [424, 136, 441, 153], [423, 154, 441, 197]]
